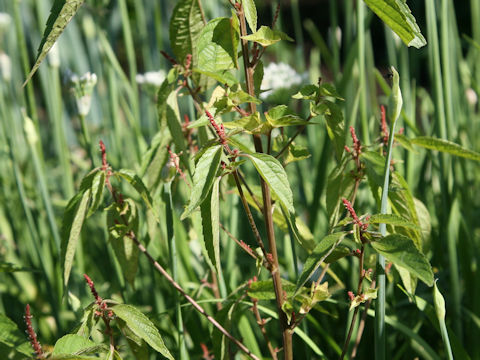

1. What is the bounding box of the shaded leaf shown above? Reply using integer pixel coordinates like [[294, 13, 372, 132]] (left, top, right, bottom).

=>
[[111, 304, 173, 360], [116, 169, 157, 219], [311, 101, 345, 160], [363, 0, 426, 48], [241, 26, 293, 47], [169, 0, 205, 64], [296, 232, 348, 292], [0, 263, 36, 273], [24, 0, 84, 85], [265, 105, 309, 127], [326, 157, 355, 228], [0, 314, 33, 355], [201, 177, 221, 272], [87, 171, 105, 218], [181, 145, 223, 219], [368, 214, 420, 230], [371, 234, 433, 286], [242, 0, 257, 32], [248, 279, 307, 300]]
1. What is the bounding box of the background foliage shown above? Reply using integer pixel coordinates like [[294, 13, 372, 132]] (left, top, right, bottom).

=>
[[0, 0, 480, 359]]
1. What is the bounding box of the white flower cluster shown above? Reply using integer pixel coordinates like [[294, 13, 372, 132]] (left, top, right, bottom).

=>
[[260, 62, 305, 99], [136, 70, 166, 87], [69, 72, 97, 116]]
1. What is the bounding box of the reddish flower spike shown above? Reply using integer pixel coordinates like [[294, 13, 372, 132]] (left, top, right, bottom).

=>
[[348, 291, 355, 301], [24, 304, 44, 359]]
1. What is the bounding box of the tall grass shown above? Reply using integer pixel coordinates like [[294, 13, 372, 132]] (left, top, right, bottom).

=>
[[0, 0, 479, 359]]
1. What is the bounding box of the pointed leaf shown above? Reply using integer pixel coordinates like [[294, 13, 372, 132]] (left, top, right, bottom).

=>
[[197, 18, 238, 73], [61, 190, 91, 288], [411, 136, 480, 161], [241, 26, 293, 47], [111, 304, 173, 360], [201, 177, 221, 272], [87, 171, 105, 218], [181, 145, 223, 219], [368, 214, 420, 230], [242, 0, 257, 32], [24, 0, 84, 85], [296, 232, 348, 291], [116, 169, 157, 219], [265, 105, 309, 128], [371, 234, 434, 286], [363, 0, 426, 48], [52, 334, 96, 356], [169, 0, 205, 64], [246, 153, 294, 213]]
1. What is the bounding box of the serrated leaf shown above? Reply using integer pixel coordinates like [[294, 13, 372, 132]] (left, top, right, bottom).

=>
[[24, 0, 84, 85], [201, 177, 221, 272], [111, 304, 173, 360], [241, 26, 293, 47], [87, 171, 105, 218], [52, 334, 96, 356], [181, 145, 223, 219], [363, 0, 426, 48], [411, 136, 480, 161], [371, 234, 433, 286], [61, 190, 91, 289], [368, 214, 420, 230], [296, 232, 348, 292], [169, 0, 205, 64], [197, 18, 238, 73], [246, 153, 294, 213], [265, 105, 309, 127], [242, 0, 257, 32], [107, 199, 139, 287]]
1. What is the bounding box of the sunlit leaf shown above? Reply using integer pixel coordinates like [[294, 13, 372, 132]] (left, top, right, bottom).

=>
[[411, 136, 480, 161], [241, 26, 293, 47]]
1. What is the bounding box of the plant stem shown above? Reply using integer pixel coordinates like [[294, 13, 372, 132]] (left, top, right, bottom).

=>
[[237, 4, 293, 358]]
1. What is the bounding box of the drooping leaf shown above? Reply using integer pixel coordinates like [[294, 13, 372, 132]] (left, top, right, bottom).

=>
[[52, 334, 96, 356], [296, 232, 348, 292], [326, 157, 355, 228], [87, 171, 105, 218], [246, 153, 295, 213], [181, 145, 223, 219], [242, 0, 257, 32], [371, 234, 434, 286], [311, 100, 345, 160], [169, 0, 205, 65], [241, 26, 293, 47], [117, 318, 150, 360], [201, 177, 221, 272], [116, 169, 157, 219], [140, 130, 171, 191], [106, 199, 139, 287], [24, 0, 85, 85], [61, 190, 91, 288], [411, 136, 480, 161], [75, 305, 96, 338], [265, 105, 309, 127], [363, 0, 427, 48], [111, 304, 173, 360], [196, 18, 238, 73]]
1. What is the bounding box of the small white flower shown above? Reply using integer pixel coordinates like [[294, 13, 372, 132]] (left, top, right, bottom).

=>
[[136, 70, 166, 87], [69, 71, 97, 116], [260, 62, 305, 99], [466, 88, 478, 106], [48, 42, 60, 68], [0, 52, 11, 81]]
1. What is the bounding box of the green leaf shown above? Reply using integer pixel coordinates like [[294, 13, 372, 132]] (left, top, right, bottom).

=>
[[75, 305, 96, 338], [223, 112, 264, 133], [61, 190, 91, 289], [201, 177, 221, 272], [326, 157, 355, 228], [363, 0, 427, 48], [248, 279, 307, 300], [242, 0, 257, 32], [181, 145, 223, 219], [106, 199, 139, 287], [116, 169, 157, 218], [169, 0, 205, 64], [197, 18, 238, 73], [24, 0, 84, 85], [140, 130, 171, 191], [433, 282, 454, 360], [52, 334, 96, 356], [241, 25, 293, 47], [292, 85, 319, 100], [371, 234, 434, 286], [253, 60, 264, 96], [299, 282, 330, 314], [411, 136, 480, 161], [296, 232, 348, 292], [265, 105, 309, 127], [361, 151, 386, 187], [285, 144, 311, 165], [246, 153, 295, 213], [117, 318, 150, 360], [0, 313, 32, 355], [368, 214, 420, 230], [192, 68, 238, 86], [87, 171, 105, 218], [111, 304, 173, 360], [349, 288, 378, 310]]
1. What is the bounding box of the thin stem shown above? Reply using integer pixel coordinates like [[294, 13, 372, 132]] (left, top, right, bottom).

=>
[[79, 114, 95, 165], [351, 279, 376, 359], [252, 298, 278, 360]]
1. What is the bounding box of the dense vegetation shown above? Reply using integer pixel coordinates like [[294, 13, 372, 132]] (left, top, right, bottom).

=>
[[0, 0, 480, 359]]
